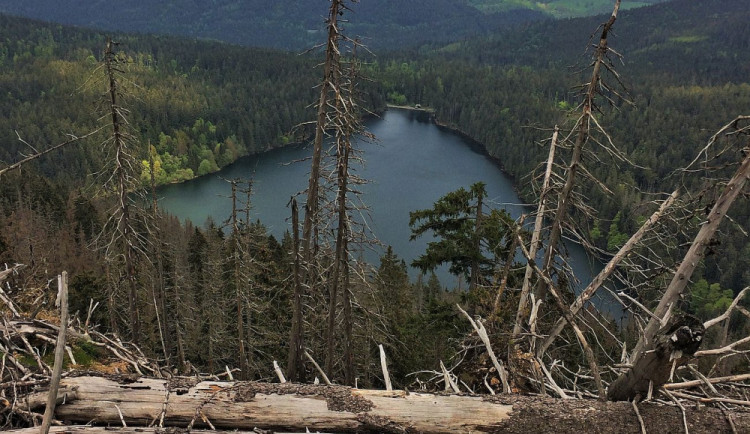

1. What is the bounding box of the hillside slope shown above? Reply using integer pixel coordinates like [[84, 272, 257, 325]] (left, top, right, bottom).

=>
[[0, 0, 546, 51]]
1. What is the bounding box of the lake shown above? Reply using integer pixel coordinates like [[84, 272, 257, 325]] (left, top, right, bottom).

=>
[[158, 108, 614, 312]]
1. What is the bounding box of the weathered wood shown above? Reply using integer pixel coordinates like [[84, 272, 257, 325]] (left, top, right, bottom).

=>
[[607, 315, 705, 401], [40, 272, 69, 434], [513, 127, 557, 341], [28, 376, 512, 433], [20, 376, 750, 434]]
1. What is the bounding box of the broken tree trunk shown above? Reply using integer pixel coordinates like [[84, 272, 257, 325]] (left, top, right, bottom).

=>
[[22, 375, 750, 434], [607, 315, 705, 401], [632, 118, 750, 359]]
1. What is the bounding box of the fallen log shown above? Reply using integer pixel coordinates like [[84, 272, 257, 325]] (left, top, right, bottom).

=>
[[20, 375, 750, 433]]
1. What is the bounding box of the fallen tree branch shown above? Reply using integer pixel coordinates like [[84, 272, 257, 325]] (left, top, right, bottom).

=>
[[703, 287, 750, 329], [40, 272, 69, 434], [664, 373, 750, 390]]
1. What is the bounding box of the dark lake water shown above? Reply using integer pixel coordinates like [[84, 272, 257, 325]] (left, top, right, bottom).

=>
[[158, 108, 618, 317]]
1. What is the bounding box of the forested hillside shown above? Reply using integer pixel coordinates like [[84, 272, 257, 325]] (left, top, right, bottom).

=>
[[0, 0, 546, 51], [0, 14, 387, 187]]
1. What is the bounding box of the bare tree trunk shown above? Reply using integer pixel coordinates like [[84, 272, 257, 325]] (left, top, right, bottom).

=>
[[325, 142, 351, 377], [148, 148, 169, 366], [512, 127, 558, 342], [29, 376, 749, 434], [230, 181, 248, 379], [286, 198, 304, 382], [470, 185, 484, 291], [342, 251, 354, 386], [40, 272, 68, 434], [300, 0, 343, 275], [631, 130, 750, 359], [607, 315, 705, 401], [534, 1, 621, 301]]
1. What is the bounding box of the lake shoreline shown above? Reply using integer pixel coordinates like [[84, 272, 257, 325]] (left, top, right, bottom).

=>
[[161, 105, 526, 205], [386, 105, 529, 204]]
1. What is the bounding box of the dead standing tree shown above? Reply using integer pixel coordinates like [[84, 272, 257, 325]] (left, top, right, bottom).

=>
[[532, 0, 623, 302], [507, 0, 634, 395], [94, 37, 150, 344], [323, 43, 375, 385], [288, 0, 346, 383]]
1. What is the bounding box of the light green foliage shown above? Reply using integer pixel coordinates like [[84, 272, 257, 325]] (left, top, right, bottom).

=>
[[467, 0, 659, 17], [690, 279, 734, 319], [141, 119, 245, 184], [669, 35, 709, 43], [607, 211, 629, 251], [387, 91, 408, 105]]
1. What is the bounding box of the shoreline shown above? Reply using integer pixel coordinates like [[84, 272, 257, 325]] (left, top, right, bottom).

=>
[[159, 105, 523, 199]]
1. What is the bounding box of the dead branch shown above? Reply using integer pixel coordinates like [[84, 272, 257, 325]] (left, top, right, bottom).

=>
[[538, 190, 678, 357]]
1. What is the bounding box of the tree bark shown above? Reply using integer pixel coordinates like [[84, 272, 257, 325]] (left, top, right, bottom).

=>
[[24, 376, 749, 434], [607, 315, 705, 401], [286, 198, 304, 382]]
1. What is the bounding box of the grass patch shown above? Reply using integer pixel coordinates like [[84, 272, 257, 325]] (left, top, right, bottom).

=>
[[669, 35, 708, 43]]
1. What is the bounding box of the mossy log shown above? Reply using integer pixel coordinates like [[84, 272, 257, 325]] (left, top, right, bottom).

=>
[[18, 375, 750, 433]]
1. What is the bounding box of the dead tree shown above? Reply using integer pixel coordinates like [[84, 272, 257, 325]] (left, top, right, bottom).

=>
[[95, 37, 150, 344], [512, 126, 558, 343], [300, 0, 345, 275], [288, 0, 345, 383], [534, 0, 622, 301], [286, 198, 304, 382], [322, 42, 374, 385]]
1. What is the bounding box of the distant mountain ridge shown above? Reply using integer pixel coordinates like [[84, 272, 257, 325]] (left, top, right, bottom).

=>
[[0, 0, 665, 51]]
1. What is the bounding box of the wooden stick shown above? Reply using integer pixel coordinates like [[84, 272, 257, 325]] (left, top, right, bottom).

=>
[[304, 350, 331, 386], [40, 272, 69, 434], [273, 361, 286, 383], [664, 373, 750, 390], [704, 287, 750, 329], [0, 130, 101, 177], [440, 360, 460, 393], [513, 127, 558, 342], [378, 344, 392, 391], [632, 400, 647, 434]]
